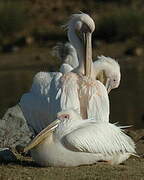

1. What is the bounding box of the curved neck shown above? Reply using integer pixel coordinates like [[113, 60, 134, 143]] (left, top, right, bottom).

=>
[[94, 61, 108, 77]]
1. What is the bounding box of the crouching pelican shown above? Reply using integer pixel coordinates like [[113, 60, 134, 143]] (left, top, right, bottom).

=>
[[24, 109, 136, 167]]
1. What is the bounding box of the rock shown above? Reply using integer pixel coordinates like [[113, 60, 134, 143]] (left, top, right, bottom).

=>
[[0, 148, 17, 163], [15, 145, 31, 157], [136, 140, 144, 155], [126, 129, 144, 142], [15, 145, 25, 154], [134, 48, 143, 56], [126, 129, 144, 155], [0, 105, 32, 148]]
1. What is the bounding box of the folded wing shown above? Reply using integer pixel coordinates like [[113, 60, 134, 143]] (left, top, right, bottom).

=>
[[20, 72, 62, 135], [63, 122, 135, 155]]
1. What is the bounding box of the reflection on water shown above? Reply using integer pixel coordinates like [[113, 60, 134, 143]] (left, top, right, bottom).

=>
[[0, 63, 144, 128]]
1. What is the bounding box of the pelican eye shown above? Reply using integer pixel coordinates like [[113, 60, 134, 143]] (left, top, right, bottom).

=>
[[64, 114, 69, 119]]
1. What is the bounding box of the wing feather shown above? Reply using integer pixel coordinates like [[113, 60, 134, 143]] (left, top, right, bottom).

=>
[[63, 122, 135, 155], [59, 73, 80, 114], [60, 63, 73, 74], [20, 72, 62, 134], [87, 80, 109, 122], [53, 42, 78, 69]]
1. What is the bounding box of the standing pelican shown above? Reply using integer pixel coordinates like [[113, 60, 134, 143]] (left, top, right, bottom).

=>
[[23, 109, 136, 167], [53, 42, 121, 93], [20, 13, 109, 135], [58, 13, 109, 120]]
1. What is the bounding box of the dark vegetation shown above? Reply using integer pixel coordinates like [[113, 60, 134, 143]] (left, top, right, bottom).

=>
[[0, 0, 144, 52]]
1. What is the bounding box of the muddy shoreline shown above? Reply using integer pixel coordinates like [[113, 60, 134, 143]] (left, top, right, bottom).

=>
[[0, 155, 144, 180]]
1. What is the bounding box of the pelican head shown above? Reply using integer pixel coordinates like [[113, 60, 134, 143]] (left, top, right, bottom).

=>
[[67, 13, 95, 34], [104, 58, 121, 93], [106, 73, 121, 93], [66, 13, 95, 77], [23, 109, 82, 153], [57, 109, 82, 122], [95, 56, 121, 93]]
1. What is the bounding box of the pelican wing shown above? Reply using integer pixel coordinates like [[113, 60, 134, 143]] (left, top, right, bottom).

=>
[[53, 42, 79, 69], [20, 72, 62, 135], [59, 63, 73, 74], [63, 122, 135, 155], [87, 80, 109, 121], [59, 72, 81, 114]]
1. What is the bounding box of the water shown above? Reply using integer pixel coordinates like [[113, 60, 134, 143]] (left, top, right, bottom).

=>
[[110, 66, 144, 128], [0, 58, 144, 128], [0, 69, 36, 116]]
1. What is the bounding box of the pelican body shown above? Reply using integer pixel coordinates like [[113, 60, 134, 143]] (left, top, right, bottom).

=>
[[53, 43, 121, 93], [24, 110, 136, 167], [20, 13, 109, 134]]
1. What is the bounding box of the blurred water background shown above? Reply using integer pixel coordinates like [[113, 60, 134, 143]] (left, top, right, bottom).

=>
[[0, 0, 144, 128]]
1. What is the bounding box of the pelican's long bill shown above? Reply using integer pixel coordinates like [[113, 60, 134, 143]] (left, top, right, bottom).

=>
[[84, 32, 92, 77], [23, 119, 60, 153], [105, 78, 112, 93]]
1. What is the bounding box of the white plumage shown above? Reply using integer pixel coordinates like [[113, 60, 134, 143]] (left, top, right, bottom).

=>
[[53, 42, 79, 69], [24, 109, 136, 167], [53, 42, 121, 93], [20, 72, 63, 134], [20, 13, 136, 167], [53, 42, 78, 74], [20, 13, 109, 134], [59, 63, 73, 74], [94, 55, 121, 92], [59, 72, 109, 120]]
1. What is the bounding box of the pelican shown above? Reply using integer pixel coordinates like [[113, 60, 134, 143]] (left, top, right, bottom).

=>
[[55, 13, 110, 121], [20, 13, 109, 135], [94, 55, 120, 93], [23, 109, 136, 167], [53, 42, 78, 73], [53, 42, 121, 93]]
